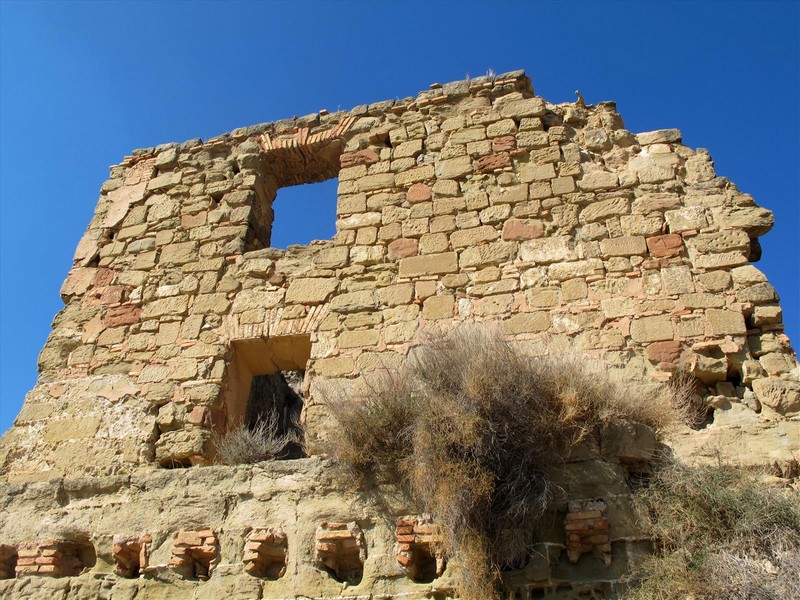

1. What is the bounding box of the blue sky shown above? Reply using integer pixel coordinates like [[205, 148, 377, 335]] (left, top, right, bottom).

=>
[[1, 1, 798, 435]]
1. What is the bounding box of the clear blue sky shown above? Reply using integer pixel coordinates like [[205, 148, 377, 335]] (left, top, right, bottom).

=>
[[1, 1, 798, 435]]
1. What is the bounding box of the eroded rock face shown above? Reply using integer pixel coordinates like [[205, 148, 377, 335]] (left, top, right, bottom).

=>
[[0, 69, 797, 597]]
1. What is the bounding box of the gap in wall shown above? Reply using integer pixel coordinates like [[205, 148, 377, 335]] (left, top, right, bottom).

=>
[[270, 178, 339, 249]]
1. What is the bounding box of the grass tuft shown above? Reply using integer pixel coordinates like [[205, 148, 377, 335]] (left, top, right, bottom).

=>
[[323, 325, 690, 598], [213, 410, 302, 465], [626, 462, 800, 600]]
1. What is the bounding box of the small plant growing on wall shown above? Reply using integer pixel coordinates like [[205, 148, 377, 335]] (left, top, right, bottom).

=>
[[323, 325, 690, 599]]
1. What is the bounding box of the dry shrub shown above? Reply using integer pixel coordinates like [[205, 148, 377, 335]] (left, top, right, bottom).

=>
[[323, 325, 689, 599], [627, 462, 800, 600], [213, 410, 302, 465]]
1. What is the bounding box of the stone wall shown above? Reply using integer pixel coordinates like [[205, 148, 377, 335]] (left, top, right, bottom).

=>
[[0, 68, 798, 597], [0, 428, 662, 599]]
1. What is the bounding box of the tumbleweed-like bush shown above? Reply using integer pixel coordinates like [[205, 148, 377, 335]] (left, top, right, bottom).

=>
[[626, 462, 800, 600], [323, 325, 690, 599], [213, 410, 302, 465]]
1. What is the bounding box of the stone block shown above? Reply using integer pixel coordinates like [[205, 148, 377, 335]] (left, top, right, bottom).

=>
[[578, 171, 619, 191], [520, 236, 576, 264], [705, 309, 746, 335], [44, 417, 102, 442], [548, 258, 604, 281], [338, 330, 380, 349], [599, 235, 646, 257], [712, 206, 774, 236], [285, 278, 338, 305], [388, 238, 419, 259], [450, 225, 498, 248], [630, 315, 673, 342], [329, 290, 377, 313], [407, 183, 432, 204], [435, 156, 472, 179], [635, 129, 681, 145], [580, 197, 630, 223], [646, 233, 683, 258], [502, 218, 544, 240], [752, 379, 800, 417], [399, 252, 458, 277], [460, 241, 516, 268], [422, 295, 455, 320], [502, 312, 550, 334], [664, 207, 706, 232]]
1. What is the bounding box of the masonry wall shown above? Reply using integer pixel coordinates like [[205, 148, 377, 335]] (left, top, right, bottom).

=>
[[0, 68, 798, 598]]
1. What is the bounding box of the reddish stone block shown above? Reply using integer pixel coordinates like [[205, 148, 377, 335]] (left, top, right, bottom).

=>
[[388, 238, 419, 259], [407, 183, 432, 204], [647, 341, 682, 364], [502, 218, 544, 241], [476, 152, 512, 173], [105, 304, 142, 327], [492, 135, 516, 153], [340, 149, 380, 168], [646, 234, 684, 258]]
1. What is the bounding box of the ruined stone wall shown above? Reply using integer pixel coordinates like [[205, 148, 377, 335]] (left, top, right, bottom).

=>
[[0, 69, 798, 598]]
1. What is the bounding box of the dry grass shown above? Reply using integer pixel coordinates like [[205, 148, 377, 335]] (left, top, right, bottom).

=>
[[626, 462, 800, 600], [213, 410, 302, 465], [323, 325, 690, 599]]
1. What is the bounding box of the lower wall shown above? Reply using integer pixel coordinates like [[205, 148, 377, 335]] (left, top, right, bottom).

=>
[[0, 430, 657, 600]]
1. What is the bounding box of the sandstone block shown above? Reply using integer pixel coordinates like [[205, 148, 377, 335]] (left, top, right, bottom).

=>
[[329, 290, 377, 313], [399, 252, 458, 277], [578, 171, 619, 191], [551, 176, 576, 196], [599, 235, 646, 257], [630, 316, 673, 342], [378, 284, 414, 307], [460, 241, 516, 268], [407, 183, 432, 204], [489, 183, 529, 204], [388, 238, 419, 259], [422, 295, 455, 320], [752, 379, 800, 417], [357, 173, 395, 192], [160, 242, 198, 266], [44, 417, 102, 443], [496, 96, 546, 118], [231, 289, 284, 312], [664, 207, 706, 232], [314, 356, 355, 377], [502, 218, 544, 241], [694, 251, 748, 270], [285, 278, 338, 305], [712, 206, 774, 236], [601, 297, 635, 318], [706, 308, 746, 336], [661, 266, 694, 295], [395, 165, 434, 187], [646, 234, 683, 258], [340, 149, 380, 168], [436, 156, 472, 179], [338, 330, 380, 349], [580, 197, 630, 223], [519, 236, 576, 264], [450, 225, 498, 248], [502, 312, 550, 334], [146, 171, 182, 191], [548, 259, 604, 281], [635, 129, 681, 145], [142, 296, 190, 318]]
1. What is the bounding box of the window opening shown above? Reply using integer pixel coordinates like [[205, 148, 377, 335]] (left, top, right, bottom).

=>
[[269, 178, 339, 249], [221, 335, 311, 461]]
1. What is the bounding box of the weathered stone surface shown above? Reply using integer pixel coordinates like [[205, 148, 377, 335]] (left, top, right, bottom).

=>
[[630, 316, 673, 342], [752, 379, 800, 417], [285, 278, 338, 304], [399, 252, 458, 277]]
